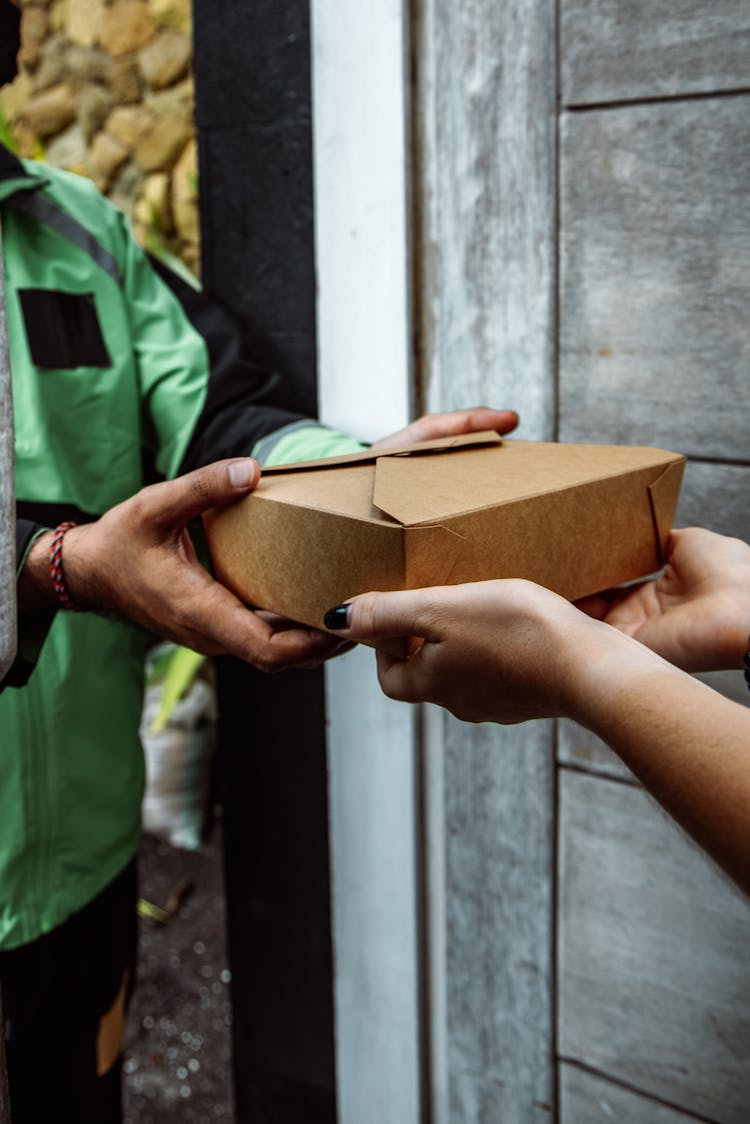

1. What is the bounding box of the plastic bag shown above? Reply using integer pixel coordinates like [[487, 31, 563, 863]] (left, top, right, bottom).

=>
[[139, 644, 216, 851]]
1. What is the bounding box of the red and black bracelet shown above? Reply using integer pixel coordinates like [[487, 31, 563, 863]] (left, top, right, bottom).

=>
[[49, 521, 82, 611]]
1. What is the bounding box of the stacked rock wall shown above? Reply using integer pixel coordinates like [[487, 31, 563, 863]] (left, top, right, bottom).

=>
[[1, 0, 199, 275]]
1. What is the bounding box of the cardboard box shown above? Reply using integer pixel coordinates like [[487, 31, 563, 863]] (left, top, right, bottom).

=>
[[204, 432, 685, 642]]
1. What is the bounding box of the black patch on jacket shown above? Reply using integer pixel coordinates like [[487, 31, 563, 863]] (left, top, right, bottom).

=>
[[19, 289, 111, 370]]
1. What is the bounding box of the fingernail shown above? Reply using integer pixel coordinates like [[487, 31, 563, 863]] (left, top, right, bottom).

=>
[[324, 603, 351, 630], [229, 460, 257, 488]]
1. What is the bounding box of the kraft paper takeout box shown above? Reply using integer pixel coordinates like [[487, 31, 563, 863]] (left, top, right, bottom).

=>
[[204, 432, 685, 645]]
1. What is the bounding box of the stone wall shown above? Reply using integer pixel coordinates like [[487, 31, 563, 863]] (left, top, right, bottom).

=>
[[1, 0, 199, 274]]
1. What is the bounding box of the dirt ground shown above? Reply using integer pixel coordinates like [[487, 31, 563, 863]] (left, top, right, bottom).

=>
[[123, 825, 235, 1123]]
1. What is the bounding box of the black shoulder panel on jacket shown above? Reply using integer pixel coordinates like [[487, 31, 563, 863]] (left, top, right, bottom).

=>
[[147, 257, 310, 474]]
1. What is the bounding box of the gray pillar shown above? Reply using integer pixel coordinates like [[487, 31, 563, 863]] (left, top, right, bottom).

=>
[[0, 214, 17, 684], [0, 214, 16, 1124]]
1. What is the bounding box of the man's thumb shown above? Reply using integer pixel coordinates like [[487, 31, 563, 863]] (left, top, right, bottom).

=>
[[226, 459, 261, 492], [149, 458, 261, 529]]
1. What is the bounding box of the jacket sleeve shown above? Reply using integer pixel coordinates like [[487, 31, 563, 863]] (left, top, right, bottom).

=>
[[16, 516, 42, 565]]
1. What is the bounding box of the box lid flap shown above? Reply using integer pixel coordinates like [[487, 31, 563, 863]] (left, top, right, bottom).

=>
[[371, 440, 686, 526], [261, 429, 502, 475]]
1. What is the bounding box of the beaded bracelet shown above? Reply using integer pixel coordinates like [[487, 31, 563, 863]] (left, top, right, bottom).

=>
[[49, 521, 82, 611], [744, 639, 750, 693]]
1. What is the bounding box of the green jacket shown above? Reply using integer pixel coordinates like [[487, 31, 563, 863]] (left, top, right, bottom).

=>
[[0, 148, 362, 949]]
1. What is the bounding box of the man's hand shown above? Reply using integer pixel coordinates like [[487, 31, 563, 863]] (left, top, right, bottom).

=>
[[370, 407, 519, 452], [577, 528, 750, 672], [21, 459, 345, 673]]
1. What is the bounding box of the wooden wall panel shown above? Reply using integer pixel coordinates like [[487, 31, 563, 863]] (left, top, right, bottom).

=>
[[558, 770, 750, 1123], [558, 720, 632, 782], [441, 717, 555, 1123], [676, 461, 750, 540], [417, 0, 557, 442], [318, 0, 750, 1120], [559, 96, 750, 461], [561, 1063, 710, 1124], [561, 2, 750, 107], [416, 2, 558, 1118]]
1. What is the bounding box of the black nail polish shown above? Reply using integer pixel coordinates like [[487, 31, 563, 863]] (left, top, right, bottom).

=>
[[324, 604, 351, 630]]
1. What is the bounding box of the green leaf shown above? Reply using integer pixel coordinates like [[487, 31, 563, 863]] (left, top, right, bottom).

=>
[[150, 645, 206, 733], [0, 106, 18, 154]]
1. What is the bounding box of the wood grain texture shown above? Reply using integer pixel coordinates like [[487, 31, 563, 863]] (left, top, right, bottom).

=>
[[414, 3, 559, 1120], [558, 720, 633, 782], [441, 716, 555, 1123], [558, 770, 750, 1123], [0, 217, 16, 683], [561, 1063, 712, 1124], [559, 96, 750, 461], [676, 460, 750, 540], [416, 0, 557, 441], [561, 1, 750, 106]]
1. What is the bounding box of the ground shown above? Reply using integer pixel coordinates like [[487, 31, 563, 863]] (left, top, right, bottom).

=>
[[123, 824, 234, 1123]]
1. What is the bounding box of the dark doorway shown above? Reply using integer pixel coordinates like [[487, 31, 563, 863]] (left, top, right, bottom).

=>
[[193, 3, 337, 1120]]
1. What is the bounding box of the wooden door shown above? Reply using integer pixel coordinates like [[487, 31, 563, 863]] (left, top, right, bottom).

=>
[[556, 6, 750, 1121], [314, 1, 750, 1120]]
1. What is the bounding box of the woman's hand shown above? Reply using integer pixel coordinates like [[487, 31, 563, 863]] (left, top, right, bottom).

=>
[[327, 570, 750, 897], [577, 528, 750, 672], [325, 579, 657, 724]]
